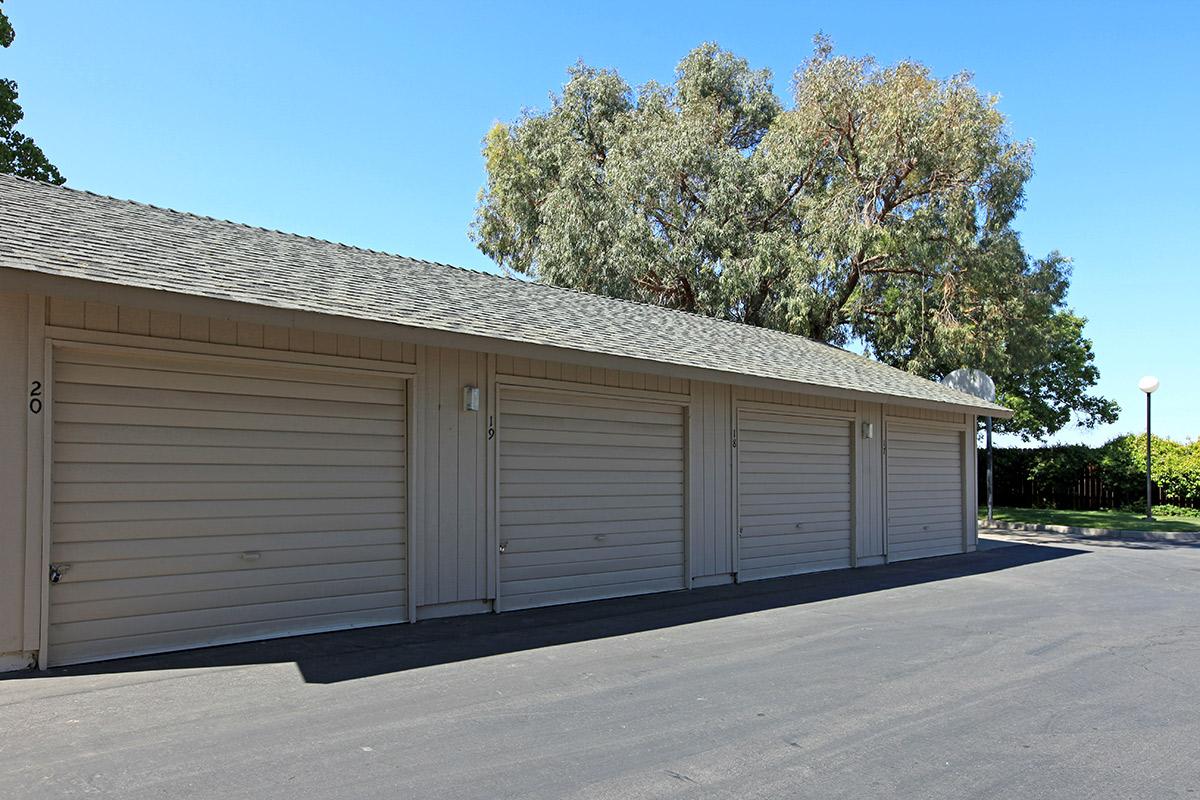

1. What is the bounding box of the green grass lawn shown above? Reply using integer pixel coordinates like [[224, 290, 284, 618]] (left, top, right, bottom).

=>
[[981, 507, 1200, 533]]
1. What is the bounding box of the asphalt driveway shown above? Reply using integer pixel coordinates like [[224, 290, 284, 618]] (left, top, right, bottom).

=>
[[3, 535, 1199, 799]]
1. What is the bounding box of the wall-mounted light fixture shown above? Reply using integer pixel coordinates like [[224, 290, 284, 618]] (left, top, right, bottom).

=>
[[463, 385, 480, 412], [862, 421, 874, 440]]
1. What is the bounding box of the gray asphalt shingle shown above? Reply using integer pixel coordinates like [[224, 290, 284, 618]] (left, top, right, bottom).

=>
[[0, 174, 1008, 414]]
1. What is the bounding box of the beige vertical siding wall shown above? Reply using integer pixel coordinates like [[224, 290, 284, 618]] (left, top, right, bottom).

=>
[[855, 402, 885, 561], [0, 294, 29, 654], [0, 290, 981, 664], [416, 346, 489, 610], [689, 382, 733, 579]]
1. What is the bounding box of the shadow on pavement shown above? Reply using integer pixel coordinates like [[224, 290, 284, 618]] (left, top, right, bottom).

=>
[[2, 540, 1084, 685]]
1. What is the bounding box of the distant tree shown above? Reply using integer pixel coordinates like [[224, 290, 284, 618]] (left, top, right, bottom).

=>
[[0, 1, 63, 183], [473, 38, 1118, 441]]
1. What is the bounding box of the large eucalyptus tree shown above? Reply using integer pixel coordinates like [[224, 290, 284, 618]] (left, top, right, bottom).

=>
[[472, 38, 1116, 440]]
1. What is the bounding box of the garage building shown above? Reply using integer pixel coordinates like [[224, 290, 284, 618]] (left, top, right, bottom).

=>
[[0, 175, 1008, 669]]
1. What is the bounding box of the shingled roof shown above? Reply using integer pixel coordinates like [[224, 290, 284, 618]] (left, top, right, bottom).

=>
[[0, 174, 1008, 415]]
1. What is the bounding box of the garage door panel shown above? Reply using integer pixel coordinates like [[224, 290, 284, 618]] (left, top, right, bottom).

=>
[[885, 423, 964, 563], [737, 441, 853, 458], [501, 493, 685, 513], [739, 417, 850, 437], [54, 527, 405, 562], [501, 413, 683, 438], [53, 424, 402, 453], [737, 411, 853, 581], [741, 478, 851, 493], [56, 463, 403, 485], [53, 512, 405, 543], [54, 347, 402, 388], [501, 469, 680, 486], [55, 382, 405, 421], [54, 443, 404, 466], [737, 459, 851, 474], [502, 578, 685, 612], [741, 532, 850, 555], [52, 560, 405, 604], [49, 606, 407, 668], [500, 455, 683, 472], [500, 504, 682, 527], [51, 574, 407, 625], [501, 428, 682, 449], [501, 527, 682, 553], [55, 480, 401, 504], [499, 388, 686, 611], [505, 540, 681, 566], [55, 402, 401, 437], [740, 549, 848, 574], [502, 564, 683, 598], [48, 347, 408, 666], [53, 496, 403, 524], [501, 440, 682, 461], [501, 551, 683, 583], [54, 361, 402, 405], [53, 543, 405, 584], [49, 589, 407, 646], [500, 398, 681, 426]]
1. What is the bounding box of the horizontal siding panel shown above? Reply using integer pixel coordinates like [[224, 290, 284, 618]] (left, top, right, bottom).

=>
[[54, 512, 405, 542], [52, 560, 405, 604], [53, 496, 403, 524], [54, 528, 404, 562], [52, 574, 406, 625], [53, 543, 404, 584], [55, 361, 401, 404], [50, 590, 407, 645], [55, 402, 400, 436], [501, 578, 684, 612], [48, 347, 407, 666], [52, 423, 403, 452], [48, 606, 408, 667], [54, 463, 405, 484], [54, 382, 403, 420], [54, 443, 403, 466], [55, 347, 402, 388], [500, 528, 682, 552], [54, 481, 400, 504]]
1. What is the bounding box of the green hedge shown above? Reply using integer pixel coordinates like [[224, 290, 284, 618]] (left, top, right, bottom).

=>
[[986, 434, 1200, 508]]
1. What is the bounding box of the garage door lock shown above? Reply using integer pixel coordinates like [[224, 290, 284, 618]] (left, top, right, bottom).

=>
[[498, 541, 508, 554], [48, 563, 69, 584]]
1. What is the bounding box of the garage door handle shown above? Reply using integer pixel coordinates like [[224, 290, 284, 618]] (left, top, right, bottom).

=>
[[498, 541, 508, 554], [240, 551, 261, 562], [594, 534, 607, 542], [795, 522, 804, 529]]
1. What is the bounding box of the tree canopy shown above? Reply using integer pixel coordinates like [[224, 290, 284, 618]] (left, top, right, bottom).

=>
[[472, 38, 1117, 440], [0, 1, 63, 184]]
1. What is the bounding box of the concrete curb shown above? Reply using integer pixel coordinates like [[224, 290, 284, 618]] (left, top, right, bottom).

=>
[[981, 520, 1200, 544]]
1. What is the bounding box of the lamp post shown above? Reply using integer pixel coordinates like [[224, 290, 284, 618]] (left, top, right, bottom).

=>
[[1139, 376, 1160, 520]]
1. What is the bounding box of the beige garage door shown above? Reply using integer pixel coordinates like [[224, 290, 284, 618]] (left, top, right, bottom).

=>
[[47, 346, 408, 666], [736, 409, 853, 581], [497, 387, 686, 611], [885, 422, 965, 562]]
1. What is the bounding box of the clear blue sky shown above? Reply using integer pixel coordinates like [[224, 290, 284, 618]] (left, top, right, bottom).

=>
[[6, 1, 1196, 445]]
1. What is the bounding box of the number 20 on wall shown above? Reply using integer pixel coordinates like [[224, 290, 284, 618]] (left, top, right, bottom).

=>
[[29, 380, 43, 414]]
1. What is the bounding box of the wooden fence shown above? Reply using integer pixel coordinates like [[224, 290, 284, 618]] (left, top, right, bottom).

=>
[[977, 457, 1199, 511]]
